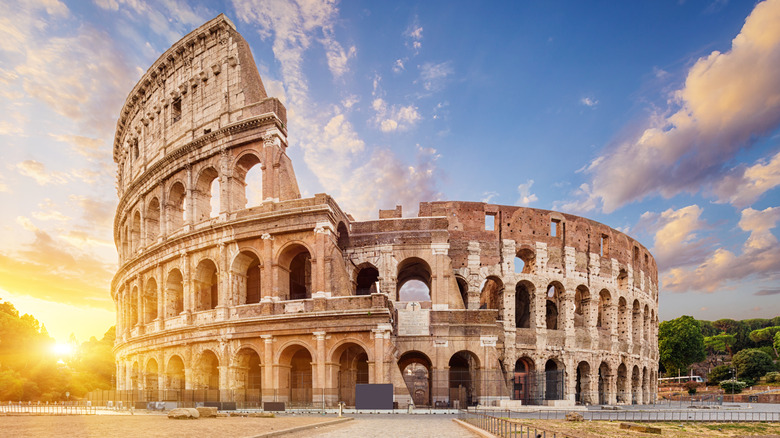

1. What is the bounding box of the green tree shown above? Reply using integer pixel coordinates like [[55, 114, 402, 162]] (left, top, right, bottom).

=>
[[704, 333, 735, 356], [659, 315, 706, 375], [749, 326, 780, 357], [775, 331, 780, 359], [732, 348, 775, 384], [707, 364, 732, 384]]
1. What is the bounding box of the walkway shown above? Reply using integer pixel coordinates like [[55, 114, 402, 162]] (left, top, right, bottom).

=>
[[281, 414, 477, 438]]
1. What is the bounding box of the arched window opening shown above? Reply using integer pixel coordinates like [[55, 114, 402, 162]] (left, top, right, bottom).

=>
[[168, 182, 186, 231], [145, 198, 160, 244], [479, 276, 503, 310], [643, 305, 650, 342], [576, 361, 591, 405], [289, 348, 313, 406], [144, 278, 158, 323], [618, 297, 629, 343], [129, 286, 139, 327], [545, 359, 563, 400], [232, 251, 262, 305], [512, 358, 535, 404], [335, 344, 369, 407], [355, 265, 379, 296], [515, 281, 532, 328], [234, 153, 262, 210], [246, 258, 262, 305], [449, 351, 479, 408], [195, 167, 219, 223], [336, 222, 349, 251], [398, 351, 432, 407], [165, 269, 184, 317], [545, 282, 563, 330], [131, 211, 141, 253], [617, 268, 628, 290], [456, 276, 468, 308], [166, 356, 185, 392], [289, 252, 312, 300], [195, 259, 219, 311], [397, 258, 432, 301], [597, 289, 611, 329], [574, 285, 590, 328], [146, 359, 159, 391], [515, 248, 535, 274], [632, 300, 641, 345]]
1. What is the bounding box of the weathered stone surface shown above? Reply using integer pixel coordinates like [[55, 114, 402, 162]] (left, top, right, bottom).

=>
[[248, 412, 275, 418], [168, 408, 199, 419], [195, 407, 217, 418], [620, 423, 662, 434], [111, 14, 659, 411], [565, 412, 584, 422]]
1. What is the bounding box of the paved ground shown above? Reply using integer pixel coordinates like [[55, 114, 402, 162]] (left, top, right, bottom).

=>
[[282, 414, 478, 438]]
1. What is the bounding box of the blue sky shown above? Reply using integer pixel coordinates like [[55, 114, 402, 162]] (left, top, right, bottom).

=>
[[1, 0, 779, 342]]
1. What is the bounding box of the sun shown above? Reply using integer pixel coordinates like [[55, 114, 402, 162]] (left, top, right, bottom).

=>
[[52, 343, 73, 356]]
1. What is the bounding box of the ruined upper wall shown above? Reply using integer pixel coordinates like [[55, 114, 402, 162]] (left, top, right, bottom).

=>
[[112, 14, 286, 196], [418, 201, 658, 287]]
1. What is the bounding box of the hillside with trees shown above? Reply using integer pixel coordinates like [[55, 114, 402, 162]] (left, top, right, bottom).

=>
[[0, 298, 115, 401]]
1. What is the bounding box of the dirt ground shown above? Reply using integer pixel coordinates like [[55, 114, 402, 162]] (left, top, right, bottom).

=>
[[0, 414, 343, 438], [513, 419, 780, 438]]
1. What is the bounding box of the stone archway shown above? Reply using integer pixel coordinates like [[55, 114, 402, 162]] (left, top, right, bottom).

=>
[[449, 350, 480, 408], [398, 351, 432, 407], [333, 343, 369, 406]]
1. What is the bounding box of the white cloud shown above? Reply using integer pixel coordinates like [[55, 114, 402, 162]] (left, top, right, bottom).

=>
[[393, 59, 405, 73], [16, 160, 69, 185], [638, 205, 712, 270], [419, 61, 453, 92], [515, 180, 538, 206], [554, 183, 598, 214], [372, 98, 421, 132], [580, 97, 598, 107], [481, 191, 499, 203], [404, 21, 423, 53], [586, 0, 780, 212], [712, 149, 780, 207], [662, 206, 780, 293]]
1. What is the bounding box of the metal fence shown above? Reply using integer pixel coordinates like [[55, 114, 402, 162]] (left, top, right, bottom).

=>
[[468, 408, 780, 423], [459, 410, 575, 438], [0, 402, 96, 415]]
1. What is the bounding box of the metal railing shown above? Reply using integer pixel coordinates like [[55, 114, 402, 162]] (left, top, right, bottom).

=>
[[0, 402, 96, 415], [459, 409, 575, 438], [468, 408, 780, 423]]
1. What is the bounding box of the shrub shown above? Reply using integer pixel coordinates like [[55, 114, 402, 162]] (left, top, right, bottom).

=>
[[719, 380, 747, 393], [707, 365, 731, 384], [733, 348, 775, 382], [684, 381, 701, 395], [765, 371, 780, 383]]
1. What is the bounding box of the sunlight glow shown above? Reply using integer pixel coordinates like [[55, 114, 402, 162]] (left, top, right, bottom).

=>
[[52, 343, 73, 356]]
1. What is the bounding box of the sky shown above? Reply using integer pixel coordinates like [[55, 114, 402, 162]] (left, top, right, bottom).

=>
[[1, 0, 779, 343]]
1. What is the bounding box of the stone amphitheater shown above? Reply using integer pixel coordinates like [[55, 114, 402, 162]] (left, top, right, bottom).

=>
[[112, 14, 658, 408]]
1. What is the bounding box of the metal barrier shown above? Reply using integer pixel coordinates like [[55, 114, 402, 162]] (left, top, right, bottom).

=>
[[468, 408, 780, 423], [459, 409, 575, 438], [0, 402, 97, 415]]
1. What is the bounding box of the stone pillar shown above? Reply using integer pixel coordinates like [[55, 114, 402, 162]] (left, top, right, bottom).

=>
[[313, 224, 329, 294], [261, 335, 274, 402], [181, 252, 192, 324], [216, 243, 229, 320], [314, 331, 327, 406], [261, 234, 274, 299], [156, 264, 164, 330], [185, 164, 194, 227]]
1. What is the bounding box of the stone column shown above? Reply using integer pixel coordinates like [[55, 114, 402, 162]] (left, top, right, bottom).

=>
[[313, 225, 329, 294], [156, 264, 164, 330], [181, 252, 192, 324], [261, 335, 274, 402]]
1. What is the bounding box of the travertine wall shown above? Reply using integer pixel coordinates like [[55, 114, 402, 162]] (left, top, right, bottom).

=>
[[112, 15, 658, 408]]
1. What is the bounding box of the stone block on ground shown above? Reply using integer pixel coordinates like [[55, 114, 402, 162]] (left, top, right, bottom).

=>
[[249, 412, 275, 418], [196, 406, 218, 418], [620, 422, 661, 434], [565, 412, 584, 422], [168, 408, 200, 419]]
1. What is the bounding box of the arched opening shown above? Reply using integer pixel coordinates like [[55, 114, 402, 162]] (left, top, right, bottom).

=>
[[194, 259, 219, 311], [398, 351, 432, 407], [336, 222, 349, 251], [515, 247, 535, 274], [129, 286, 138, 327], [598, 362, 610, 405], [456, 276, 468, 308], [480, 276, 503, 310], [576, 361, 591, 405], [397, 258, 432, 301], [617, 268, 628, 289], [282, 347, 313, 407], [144, 278, 158, 324], [145, 359, 159, 393], [289, 252, 311, 300], [631, 365, 641, 404], [196, 350, 220, 401], [597, 289, 611, 330], [545, 359, 563, 400], [545, 282, 563, 330], [195, 167, 219, 222], [234, 348, 262, 406], [618, 297, 629, 344], [515, 281, 533, 328], [574, 285, 590, 328], [643, 305, 650, 342], [334, 343, 369, 407], [167, 181, 186, 230], [235, 153, 262, 209], [165, 269, 183, 317], [166, 355, 185, 393], [632, 300, 641, 345], [232, 251, 262, 305], [513, 357, 535, 404], [642, 366, 650, 404], [616, 363, 628, 403], [355, 264, 379, 296], [145, 197, 160, 243], [449, 351, 480, 408], [131, 211, 141, 253]]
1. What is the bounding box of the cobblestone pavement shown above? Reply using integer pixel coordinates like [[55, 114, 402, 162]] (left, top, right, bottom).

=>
[[281, 414, 477, 438]]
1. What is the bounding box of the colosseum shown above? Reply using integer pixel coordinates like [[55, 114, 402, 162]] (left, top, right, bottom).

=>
[[111, 14, 659, 409]]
